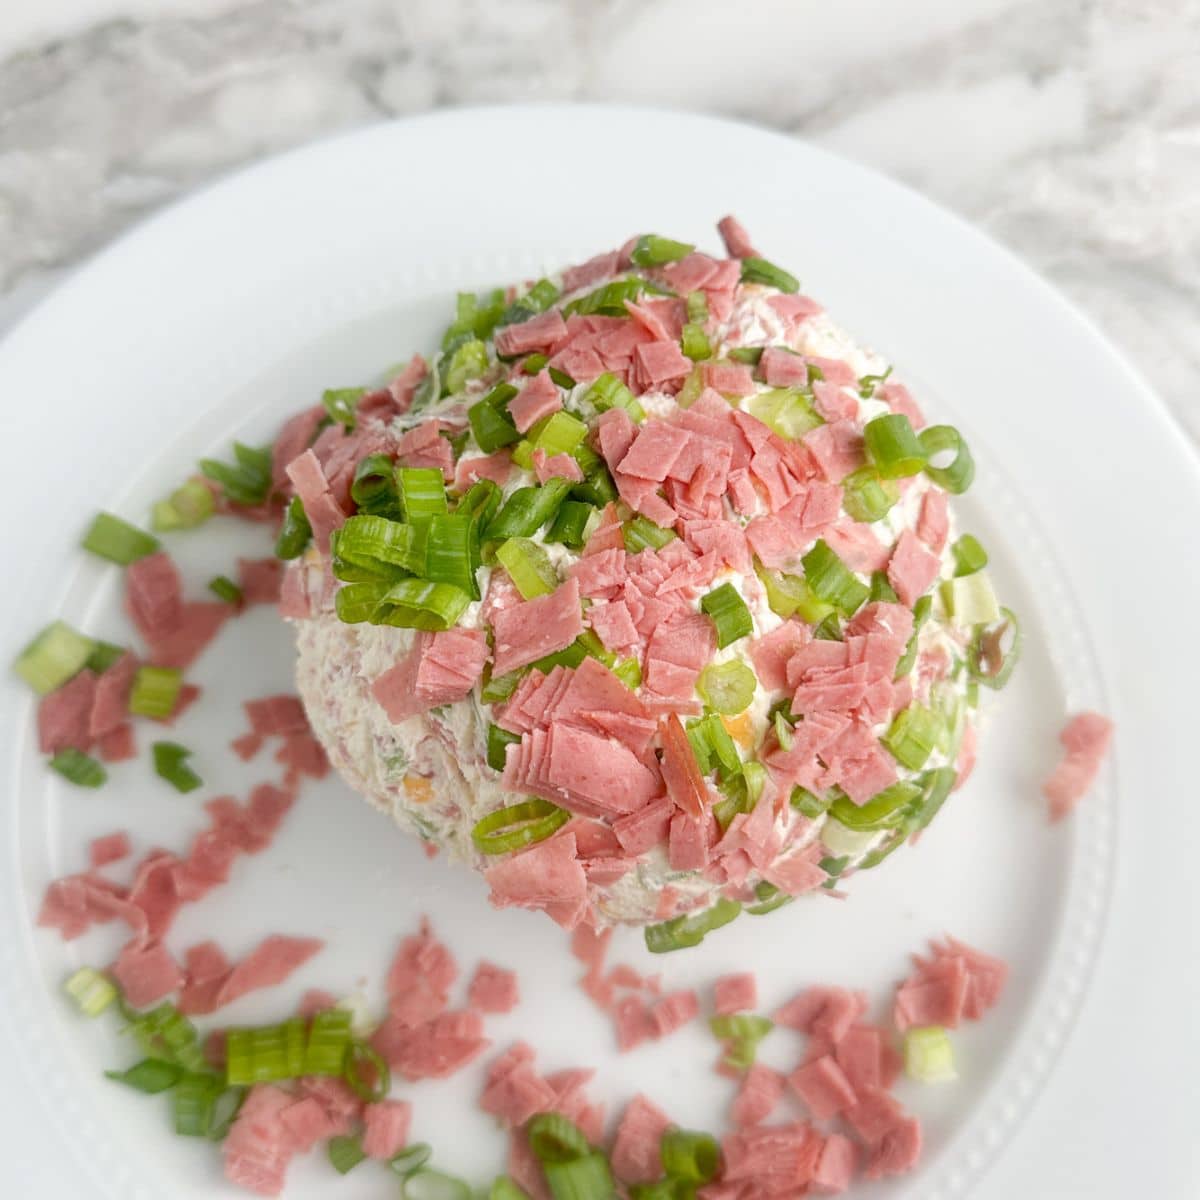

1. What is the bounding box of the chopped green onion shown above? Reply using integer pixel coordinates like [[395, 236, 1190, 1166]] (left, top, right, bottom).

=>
[[122, 1001, 205, 1070], [919, 425, 975, 494], [469, 396, 521, 453], [904, 1025, 957, 1083], [790, 786, 830, 818], [480, 664, 524, 705], [208, 575, 243, 605], [894, 594, 933, 679], [85, 640, 127, 674], [129, 665, 182, 719], [968, 607, 1022, 690], [172, 1073, 222, 1137], [952, 534, 988, 577], [522, 354, 549, 375], [941, 572, 1001, 627], [389, 1144, 434, 1177], [813, 612, 843, 641], [623, 515, 677, 553], [199, 443, 272, 507], [727, 346, 764, 365], [496, 538, 557, 599], [14, 621, 94, 694], [708, 1013, 773, 1042], [802, 539, 869, 616], [701, 583, 754, 648], [842, 467, 899, 524], [570, 464, 619, 508], [829, 780, 923, 831], [303, 1008, 353, 1076], [644, 897, 741, 953], [613, 657, 642, 689], [661, 1130, 720, 1183], [541, 1153, 614, 1200], [869, 570, 899, 604], [904, 766, 957, 834], [343, 1039, 390, 1102], [774, 709, 794, 750], [587, 372, 646, 423], [82, 512, 160, 565], [457, 477, 502, 529], [64, 967, 117, 1016], [225, 1020, 306, 1085], [864, 413, 927, 479], [106, 1058, 182, 1094], [335, 516, 426, 577], [484, 480, 571, 540], [328, 1134, 366, 1175], [322, 387, 366, 429], [742, 760, 767, 804], [489, 1178, 532, 1200], [487, 724, 521, 772], [497, 279, 560, 330], [686, 290, 709, 323], [545, 500, 591, 549], [858, 366, 893, 398], [351, 454, 402, 518], [819, 855, 850, 889], [152, 479, 216, 532], [275, 497, 312, 560], [333, 580, 388, 623], [534, 411, 588, 458], [442, 338, 489, 396], [372, 578, 471, 631], [747, 388, 822, 440], [472, 799, 570, 855], [756, 566, 835, 624], [152, 741, 203, 793], [50, 749, 108, 789], [566, 277, 672, 318], [548, 366, 575, 389], [740, 257, 800, 293], [688, 713, 740, 776], [398, 467, 448, 522], [401, 1168, 474, 1199], [528, 1112, 592, 1162], [424, 514, 481, 599], [631, 234, 695, 266], [745, 879, 795, 916], [698, 660, 757, 715], [882, 705, 942, 770], [681, 323, 712, 361]]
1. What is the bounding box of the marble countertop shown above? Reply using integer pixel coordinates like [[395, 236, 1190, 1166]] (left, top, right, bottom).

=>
[[1, 0, 1197, 446]]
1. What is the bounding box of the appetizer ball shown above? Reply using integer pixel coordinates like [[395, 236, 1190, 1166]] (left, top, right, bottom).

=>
[[283, 218, 1015, 946]]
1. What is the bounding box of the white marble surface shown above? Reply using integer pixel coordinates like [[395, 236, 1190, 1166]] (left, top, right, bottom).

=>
[[1, 0, 1197, 444]]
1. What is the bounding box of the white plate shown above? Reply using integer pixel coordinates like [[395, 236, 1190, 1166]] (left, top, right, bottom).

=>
[[0, 107, 1195, 1200]]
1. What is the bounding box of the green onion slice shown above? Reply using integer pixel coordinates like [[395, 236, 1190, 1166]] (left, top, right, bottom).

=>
[[50, 749, 107, 788], [881, 704, 942, 770], [389, 1143, 434, 1178], [541, 1153, 614, 1200], [275, 496, 312, 560], [328, 1134, 367, 1175], [756, 566, 834, 624], [801, 539, 869, 616], [739, 257, 800, 293], [686, 290, 709, 323], [644, 897, 741, 953], [199, 443, 272, 507], [469, 395, 521, 453], [623, 515, 676, 554], [681, 323, 712, 361], [303, 1008, 353, 1076], [660, 1129, 721, 1183], [82, 512, 160, 565], [747, 388, 822, 440], [842, 468, 899, 524], [904, 1025, 957, 1083], [587, 372, 646, 423], [496, 538, 557, 599], [343, 1039, 390, 1102], [745, 879, 795, 916], [402, 1168, 474, 1200], [869, 570, 900, 604], [153, 479, 216, 532], [527, 1112, 591, 1163], [630, 234, 695, 266], [14, 621, 94, 694], [472, 800, 570, 855], [698, 660, 757, 715], [700, 583, 754, 649], [484, 480, 571, 541], [86, 640, 127, 674], [351, 453, 402, 518], [486, 724, 521, 772], [129, 665, 183, 719], [322, 387, 366, 429], [208, 575, 243, 605], [893, 594, 932, 679], [106, 1058, 183, 1094], [828, 780, 923, 831], [398, 467, 448, 522], [727, 346, 764, 365], [968, 606, 1022, 690], [372, 578, 471, 631], [424, 514, 481, 599], [918, 424, 975, 494], [152, 741, 203, 793], [64, 966, 118, 1016], [545, 500, 591, 549], [863, 413, 927, 479], [951, 534, 988, 577]]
